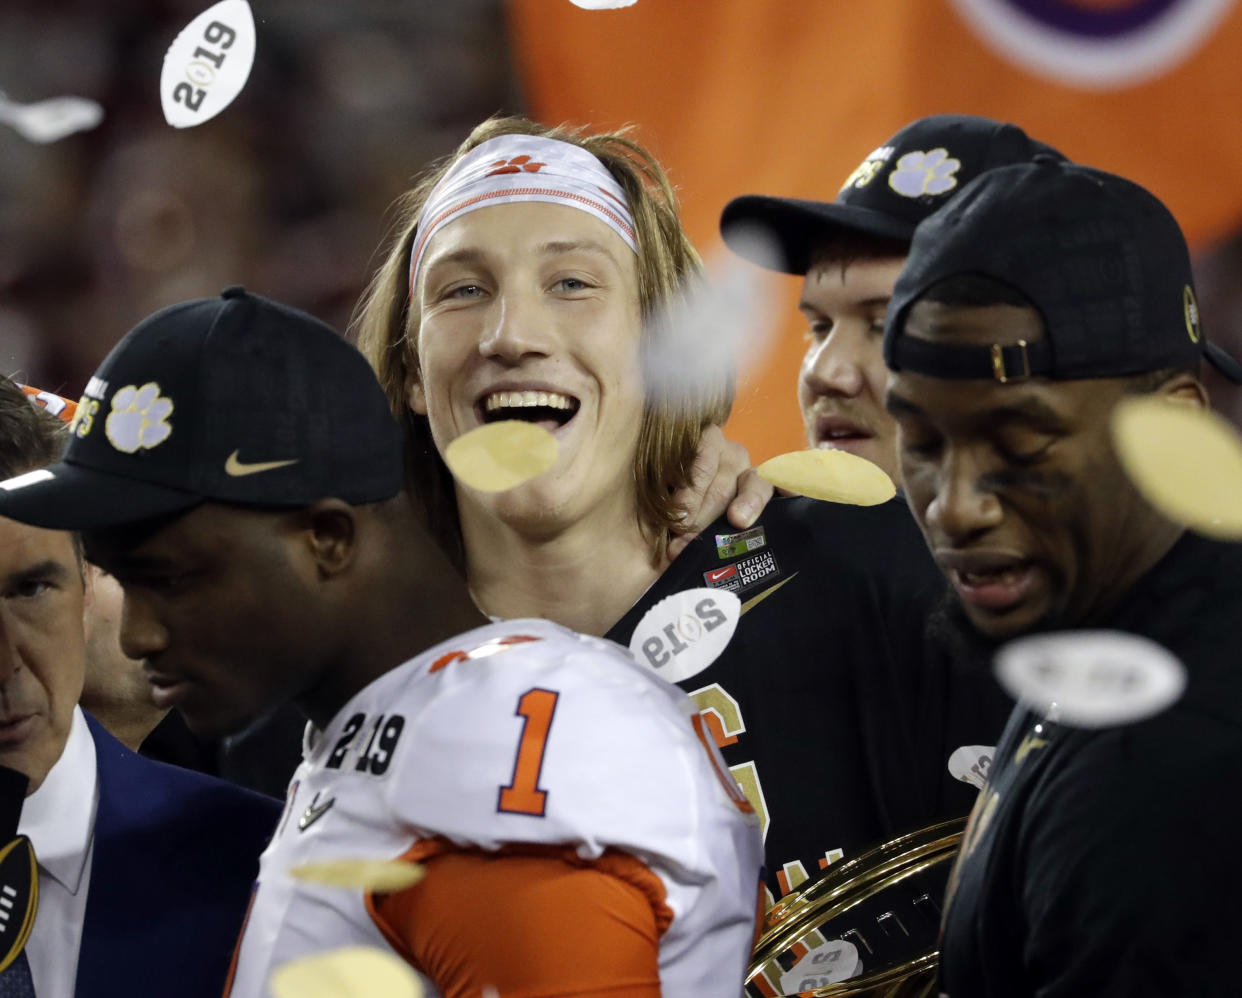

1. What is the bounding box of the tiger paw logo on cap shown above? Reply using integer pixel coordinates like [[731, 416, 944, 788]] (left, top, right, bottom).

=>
[[105, 383, 174, 453], [888, 148, 961, 197]]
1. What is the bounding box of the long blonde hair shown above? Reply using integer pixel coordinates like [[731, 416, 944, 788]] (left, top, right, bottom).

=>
[[353, 116, 733, 569]]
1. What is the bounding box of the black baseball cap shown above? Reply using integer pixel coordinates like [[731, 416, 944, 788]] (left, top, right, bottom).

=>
[[720, 114, 1065, 275], [883, 157, 1242, 386], [0, 287, 404, 530]]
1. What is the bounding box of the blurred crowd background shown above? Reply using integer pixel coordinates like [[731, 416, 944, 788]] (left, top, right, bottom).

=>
[[0, 0, 518, 393], [3, 0, 1241, 459]]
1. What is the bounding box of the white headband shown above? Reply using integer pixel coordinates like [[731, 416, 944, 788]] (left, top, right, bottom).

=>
[[408, 134, 639, 296]]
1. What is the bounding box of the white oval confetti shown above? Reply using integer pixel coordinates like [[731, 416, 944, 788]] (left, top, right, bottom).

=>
[[993, 630, 1187, 729], [270, 946, 422, 998], [757, 448, 896, 506], [0, 92, 103, 144], [443, 421, 558, 493], [289, 858, 425, 893], [777, 938, 862, 994], [628, 588, 740, 684], [947, 744, 994, 790], [569, 0, 638, 7], [160, 0, 256, 129], [1111, 396, 1242, 540]]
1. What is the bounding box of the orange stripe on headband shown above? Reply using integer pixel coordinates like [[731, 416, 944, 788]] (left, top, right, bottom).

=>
[[408, 134, 639, 298]]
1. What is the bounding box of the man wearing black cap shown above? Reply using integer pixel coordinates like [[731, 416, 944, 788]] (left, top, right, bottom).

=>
[[0, 376, 279, 998], [883, 158, 1242, 996], [0, 287, 763, 996], [722, 113, 1064, 485], [703, 117, 1057, 900]]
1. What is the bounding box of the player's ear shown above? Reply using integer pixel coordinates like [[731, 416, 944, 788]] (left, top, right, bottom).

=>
[[81, 561, 96, 617], [1155, 371, 1210, 410], [405, 366, 427, 416], [299, 499, 359, 579]]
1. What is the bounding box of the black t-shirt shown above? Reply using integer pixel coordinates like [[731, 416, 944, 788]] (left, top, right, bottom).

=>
[[607, 495, 1012, 898], [939, 532, 1242, 998]]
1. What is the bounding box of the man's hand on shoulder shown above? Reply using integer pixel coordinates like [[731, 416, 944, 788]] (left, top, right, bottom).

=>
[[667, 426, 773, 565]]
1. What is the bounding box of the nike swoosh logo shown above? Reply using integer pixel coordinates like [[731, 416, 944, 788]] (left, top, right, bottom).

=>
[[225, 450, 299, 477], [739, 573, 798, 615], [298, 794, 335, 831], [706, 567, 735, 582]]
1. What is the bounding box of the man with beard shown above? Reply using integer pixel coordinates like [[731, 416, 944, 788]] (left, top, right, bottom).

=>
[[883, 156, 1242, 996]]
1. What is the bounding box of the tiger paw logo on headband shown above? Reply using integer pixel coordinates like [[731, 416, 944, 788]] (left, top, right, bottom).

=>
[[105, 383, 174, 454], [487, 155, 546, 176], [888, 148, 961, 198]]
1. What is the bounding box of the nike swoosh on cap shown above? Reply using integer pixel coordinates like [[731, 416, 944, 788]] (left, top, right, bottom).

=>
[[225, 450, 300, 477], [706, 567, 735, 582]]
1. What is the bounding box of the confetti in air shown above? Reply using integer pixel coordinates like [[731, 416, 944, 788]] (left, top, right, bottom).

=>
[[756, 448, 895, 506], [1110, 395, 1242, 540], [288, 857, 425, 892], [628, 588, 741, 683], [642, 226, 783, 415], [160, 0, 256, 128], [993, 630, 1187, 729], [270, 946, 423, 998], [947, 745, 993, 790], [0, 89, 103, 144], [777, 938, 862, 994], [444, 421, 559, 493]]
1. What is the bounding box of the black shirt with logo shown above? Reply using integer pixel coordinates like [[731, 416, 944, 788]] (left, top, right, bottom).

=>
[[939, 532, 1242, 998], [606, 495, 1012, 899]]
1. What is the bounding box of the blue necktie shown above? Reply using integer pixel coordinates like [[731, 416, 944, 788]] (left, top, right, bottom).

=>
[[0, 948, 34, 998]]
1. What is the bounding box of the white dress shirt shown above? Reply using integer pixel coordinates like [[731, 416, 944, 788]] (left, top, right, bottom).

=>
[[18, 707, 98, 997]]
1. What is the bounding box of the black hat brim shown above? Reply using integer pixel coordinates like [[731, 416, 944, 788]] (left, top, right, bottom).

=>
[[721, 195, 916, 276], [1205, 342, 1242, 385], [0, 460, 203, 531]]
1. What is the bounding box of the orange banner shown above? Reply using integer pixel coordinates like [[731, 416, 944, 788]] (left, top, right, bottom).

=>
[[508, 0, 1242, 458]]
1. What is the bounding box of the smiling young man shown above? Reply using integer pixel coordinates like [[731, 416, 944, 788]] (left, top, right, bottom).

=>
[[356, 118, 1018, 905], [882, 157, 1242, 996], [0, 288, 763, 997], [721, 114, 1065, 484]]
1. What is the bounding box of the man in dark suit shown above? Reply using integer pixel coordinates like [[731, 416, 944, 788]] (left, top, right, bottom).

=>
[[0, 377, 279, 997]]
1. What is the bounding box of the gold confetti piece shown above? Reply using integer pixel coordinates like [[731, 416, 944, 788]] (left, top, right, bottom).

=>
[[756, 448, 896, 506], [444, 421, 558, 492], [1111, 397, 1242, 540], [289, 858, 425, 893], [270, 946, 422, 998]]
